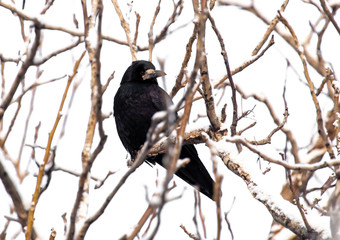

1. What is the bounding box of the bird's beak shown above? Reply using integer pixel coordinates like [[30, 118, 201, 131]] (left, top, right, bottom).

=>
[[142, 69, 166, 80]]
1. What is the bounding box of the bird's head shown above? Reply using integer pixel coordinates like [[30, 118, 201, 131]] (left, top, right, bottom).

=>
[[121, 60, 166, 85]]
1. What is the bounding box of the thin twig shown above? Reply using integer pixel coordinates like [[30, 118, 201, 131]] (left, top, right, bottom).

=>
[[286, 163, 315, 235], [25, 50, 86, 240], [41, 0, 56, 14], [33, 38, 83, 66], [132, 12, 140, 51], [233, 80, 300, 162], [252, 0, 289, 55], [214, 35, 275, 89], [126, 206, 155, 240], [153, 0, 184, 46], [203, 133, 223, 240], [17, 78, 37, 173], [219, 0, 326, 76], [278, 11, 335, 160], [208, 12, 239, 150], [247, 108, 289, 145], [148, 0, 162, 61], [111, 0, 137, 60], [170, 24, 197, 97], [224, 197, 236, 240], [11, 75, 66, 104], [180, 225, 200, 240], [320, 0, 340, 35], [0, 26, 41, 120], [197, 192, 206, 238], [192, 191, 202, 239], [225, 135, 340, 171]]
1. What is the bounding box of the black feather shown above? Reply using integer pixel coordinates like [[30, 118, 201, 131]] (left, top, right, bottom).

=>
[[114, 60, 215, 199]]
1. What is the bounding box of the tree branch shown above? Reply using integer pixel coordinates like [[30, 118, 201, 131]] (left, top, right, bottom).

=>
[[218, 144, 331, 239], [0, 26, 41, 120]]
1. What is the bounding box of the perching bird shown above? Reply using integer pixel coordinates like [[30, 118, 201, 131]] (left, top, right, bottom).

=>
[[114, 60, 214, 199]]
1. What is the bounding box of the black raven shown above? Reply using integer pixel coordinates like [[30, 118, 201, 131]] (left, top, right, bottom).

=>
[[114, 60, 214, 199]]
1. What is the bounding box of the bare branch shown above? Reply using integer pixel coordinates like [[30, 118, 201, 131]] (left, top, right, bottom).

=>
[[25, 50, 86, 239], [170, 24, 197, 98], [111, 0, 137, 60], [252, 0, 289, 55], [68, 1, 106, 239], [180, 224, 200, 240], [0, 159, 37, 239], [153, 0, 184, 46], [219, 148, 331, 239], [214, 35, 275, 89], [320, 0, 340, 35], [132, 11, 140, 51], [247, 108, 289, 145], [41, 0, 56, 15], [208, 12, 238, 151], [148, 0, 162, 61], [278, 11, 335, 160], [194, 0, 221, 132], [225, 136, 340, 171], [0, 26, 41, 120], [219, 0, 327, 75], [33, 38, 83, 66]]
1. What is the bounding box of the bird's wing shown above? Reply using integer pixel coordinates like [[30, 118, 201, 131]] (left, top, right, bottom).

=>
[[149, 85, 174, 112], [114, 84, 153, 157], [148, 86, 215, 199]]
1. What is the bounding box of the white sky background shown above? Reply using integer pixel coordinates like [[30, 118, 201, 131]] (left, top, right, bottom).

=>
[[0, 0, 339, 239]]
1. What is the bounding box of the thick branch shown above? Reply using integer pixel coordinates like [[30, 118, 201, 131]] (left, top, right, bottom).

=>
[[68, 1, 105, 239], [195, 0, 221, 132], [218, 146, 331, 239], [148, 127, 227, 156]]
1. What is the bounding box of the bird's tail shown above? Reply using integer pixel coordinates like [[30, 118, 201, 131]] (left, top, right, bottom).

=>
[[153, 144, 215, 200]]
